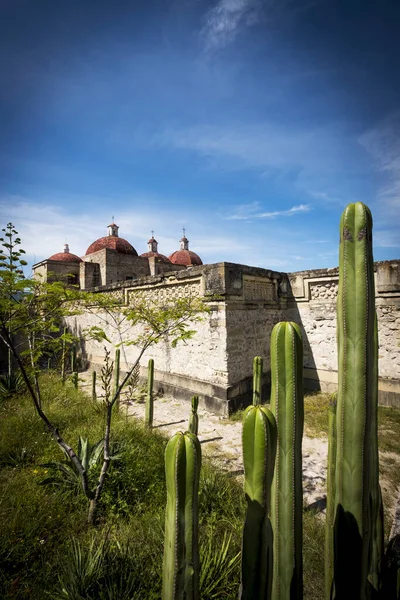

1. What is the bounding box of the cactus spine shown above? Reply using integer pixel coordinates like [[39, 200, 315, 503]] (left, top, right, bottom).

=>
[[253, 356, 263, 406], [331, 202, 382, 598], [240, 403, 277, 599], [146, 358, 154, 428], [162, 431, 201, 600], [270, 321, 304, 600], [188, 395, 199, 435]]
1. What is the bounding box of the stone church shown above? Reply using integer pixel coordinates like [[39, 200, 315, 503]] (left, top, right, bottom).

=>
[[32, 222, 203, 289], [33, 222, 400, 414]]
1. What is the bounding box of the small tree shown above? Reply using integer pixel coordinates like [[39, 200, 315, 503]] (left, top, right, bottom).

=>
[[0, 223, 27, 377], [0, 223, 208, 524]]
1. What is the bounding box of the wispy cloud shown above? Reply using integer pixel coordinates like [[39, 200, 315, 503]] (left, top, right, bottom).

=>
[[153, 123, 347, 174], [225, 202, 310, 220], [201, 0, 264, 51], [200, 0, 317, 51], [358, 112, 400, 213], [358, 112, 400, 248]]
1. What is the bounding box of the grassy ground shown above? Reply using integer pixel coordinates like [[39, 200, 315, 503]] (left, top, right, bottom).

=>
[[0, 373, 245, 599], [1, 378, 399, 599]]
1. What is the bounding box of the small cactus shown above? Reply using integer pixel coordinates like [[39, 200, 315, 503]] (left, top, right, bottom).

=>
[[92, 370, 97, 401], [162, 431, 201, 600], [113, 348, 120, 404], [188, 395, 199, 435], [146, 358, 154, 428], [253, 356, 263, 406]]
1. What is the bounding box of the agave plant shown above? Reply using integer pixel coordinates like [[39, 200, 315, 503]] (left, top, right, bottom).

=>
[[0, 371, 26, 400], [39, 437, 105, 492]]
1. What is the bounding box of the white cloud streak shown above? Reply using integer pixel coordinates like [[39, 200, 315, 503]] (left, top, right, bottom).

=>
[[225, 203, 311, 219], [358, 112, 400, 247], [201, 0, 265, 50]]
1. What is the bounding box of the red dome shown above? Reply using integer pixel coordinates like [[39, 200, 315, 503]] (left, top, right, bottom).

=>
[[49, 252, 82, 262], [140, 251, 171, 262], [86, 236, 137, 256], [168, 250, 203, 266]]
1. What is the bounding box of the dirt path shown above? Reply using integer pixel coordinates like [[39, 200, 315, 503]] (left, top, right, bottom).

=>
[[79, 372, 328, 507], [125, 394, 329, 508]]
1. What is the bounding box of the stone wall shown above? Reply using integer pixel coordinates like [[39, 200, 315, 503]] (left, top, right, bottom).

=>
[[66, 259, 400, 414], [286, 260, 400, 406], [33, 259, 80, 285]]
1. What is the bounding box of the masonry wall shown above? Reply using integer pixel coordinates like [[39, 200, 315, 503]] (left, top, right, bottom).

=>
[[286, 261, 400, 405], [66, 260, 400, 414], [82, 249, 151, 287], [66, 267, 230, 412]]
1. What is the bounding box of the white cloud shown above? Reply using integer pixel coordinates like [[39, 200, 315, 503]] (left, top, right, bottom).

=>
[[153, 123, 350, 177], [225, 203, 311, 220], [358, 112, 400, 214], [201, 0, 264, 50], [200, 0, 318, 51]]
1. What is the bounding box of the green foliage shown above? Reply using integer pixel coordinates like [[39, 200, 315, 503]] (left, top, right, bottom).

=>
[[0, 370, 26, 400], [39, 437, 105, 492], [200, 531, 241, 599]]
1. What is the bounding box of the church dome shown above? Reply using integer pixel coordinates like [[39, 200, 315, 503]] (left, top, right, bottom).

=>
[[168, 234, 203, 266], [49, 244, 82, 262], [85, 222, 138, 256], [140, 235, 171, 263]]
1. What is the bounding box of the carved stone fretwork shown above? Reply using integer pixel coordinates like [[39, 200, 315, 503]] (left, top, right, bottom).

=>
[[126, 280, 201, 305], [243, 277, 276, 302], [309, 280, 338, 301]]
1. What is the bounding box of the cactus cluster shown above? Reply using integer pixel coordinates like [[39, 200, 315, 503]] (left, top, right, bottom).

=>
[[161, 202, 398, 600]]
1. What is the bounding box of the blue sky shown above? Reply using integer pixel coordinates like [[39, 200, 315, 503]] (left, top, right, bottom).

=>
[[0, 0, 399, 273]]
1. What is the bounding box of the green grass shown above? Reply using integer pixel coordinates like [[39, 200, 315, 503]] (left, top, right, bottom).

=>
[[0, 373, 246, 599], [1, 375, 399, 599]]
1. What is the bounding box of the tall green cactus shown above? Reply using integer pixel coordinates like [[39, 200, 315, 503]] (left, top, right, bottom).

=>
[[325, 395, 337, 599], [240, 403, 277, 600], [270, 321, 304, 600], [146, 358, 154, 429], [331, 202, 383, 599], [162, 431, 201, 600], [253, 356, 263, 406], [188, 395, 199, 435]]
